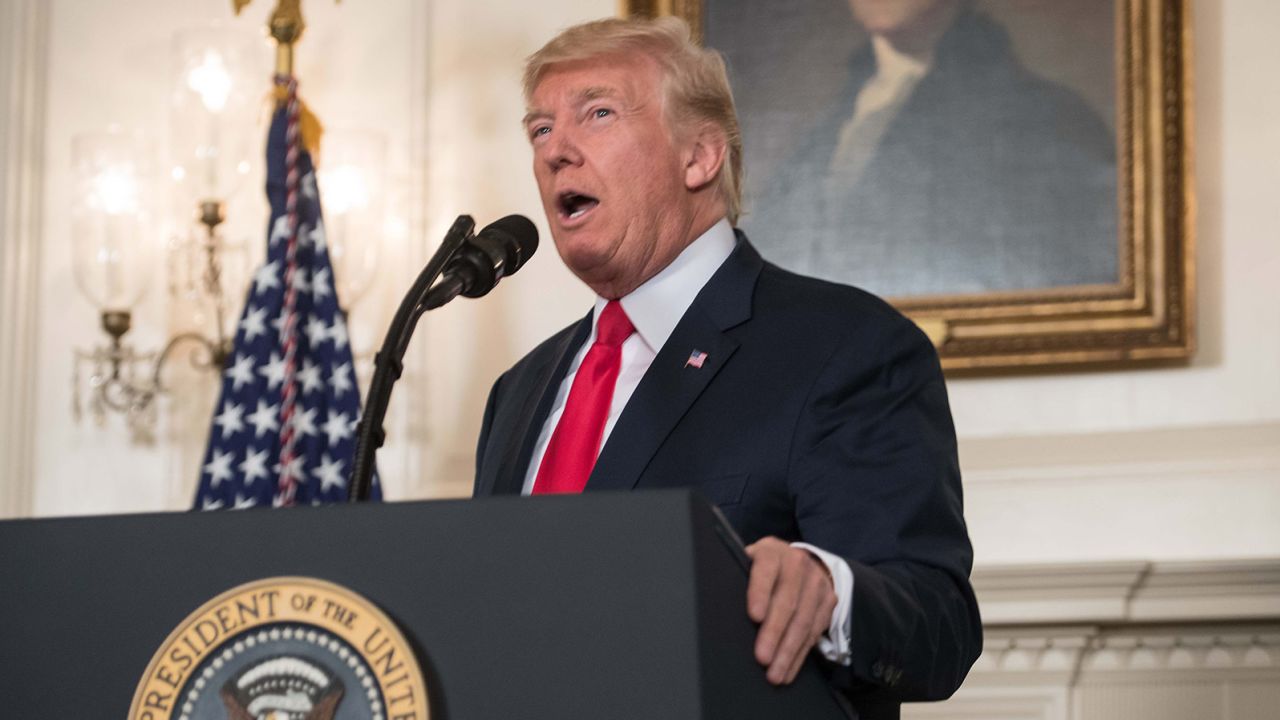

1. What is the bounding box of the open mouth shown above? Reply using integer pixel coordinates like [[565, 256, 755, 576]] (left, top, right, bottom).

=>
[[557, 191, 600, 222]]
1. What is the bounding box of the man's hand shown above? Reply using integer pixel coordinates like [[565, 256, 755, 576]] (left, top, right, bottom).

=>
[[745, 536, 838, 685]]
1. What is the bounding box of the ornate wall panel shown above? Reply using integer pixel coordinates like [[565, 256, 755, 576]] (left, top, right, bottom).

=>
[[905, 561, 1280, 720]]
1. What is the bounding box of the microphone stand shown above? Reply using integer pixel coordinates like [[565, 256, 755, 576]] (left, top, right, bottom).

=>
[[348, 214, 476, 502]]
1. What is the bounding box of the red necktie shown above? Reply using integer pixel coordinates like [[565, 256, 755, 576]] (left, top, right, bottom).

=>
[[532, 301, 635, 494]]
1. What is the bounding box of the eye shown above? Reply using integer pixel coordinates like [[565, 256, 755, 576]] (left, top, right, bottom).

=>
[[529, 125, 551, 141], [591, 107, 612, 119]]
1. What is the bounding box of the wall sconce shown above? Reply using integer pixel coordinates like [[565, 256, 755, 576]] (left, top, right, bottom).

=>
[[72, 26, 261, 442], [70, 129, 162, 437]]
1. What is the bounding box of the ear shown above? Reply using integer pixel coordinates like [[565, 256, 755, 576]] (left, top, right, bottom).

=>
[[683, 123, 728, 193]]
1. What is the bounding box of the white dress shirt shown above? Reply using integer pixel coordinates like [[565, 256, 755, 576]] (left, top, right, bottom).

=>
[[522, 219, 854, 664]]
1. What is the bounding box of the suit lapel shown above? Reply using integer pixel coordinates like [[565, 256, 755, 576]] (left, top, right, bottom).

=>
[[586, 237, 763, 493], [483, 313, 592, 496]]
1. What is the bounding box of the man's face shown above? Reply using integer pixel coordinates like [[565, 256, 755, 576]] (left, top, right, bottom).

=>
[[847, 0, 948, 36], [525, 53, 700, 298]]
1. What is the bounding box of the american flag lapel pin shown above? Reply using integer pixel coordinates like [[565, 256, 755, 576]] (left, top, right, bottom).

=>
[[685, 349, 708, 369]]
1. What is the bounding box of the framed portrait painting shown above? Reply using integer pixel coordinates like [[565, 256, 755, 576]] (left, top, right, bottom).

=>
[[625, 0, 1193, 373]]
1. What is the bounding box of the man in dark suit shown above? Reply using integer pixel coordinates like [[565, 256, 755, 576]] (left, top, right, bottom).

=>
[[474, 16, 981, 716]]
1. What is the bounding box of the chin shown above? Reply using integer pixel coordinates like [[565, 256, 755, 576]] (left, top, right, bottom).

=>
[[554, 235, 616, 281], [850, 0, 940, 34]]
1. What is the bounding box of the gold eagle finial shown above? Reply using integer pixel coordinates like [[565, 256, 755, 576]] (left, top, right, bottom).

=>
[[232, 0, 343, 46], [232, 0, 332, 153], [232, 0, 340, 76]]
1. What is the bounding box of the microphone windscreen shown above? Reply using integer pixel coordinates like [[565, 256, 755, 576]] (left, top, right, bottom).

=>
[[478, 214, 539, 274]]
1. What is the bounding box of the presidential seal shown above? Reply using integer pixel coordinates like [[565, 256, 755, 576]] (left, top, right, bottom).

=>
[[129, 577, 428, 720]]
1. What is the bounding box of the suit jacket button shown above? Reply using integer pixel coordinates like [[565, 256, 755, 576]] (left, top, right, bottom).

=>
[[871, 661, 884, 679]]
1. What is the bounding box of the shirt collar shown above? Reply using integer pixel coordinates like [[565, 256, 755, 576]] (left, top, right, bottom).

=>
[[591, 218, 736, 353], [870, 35, 932, 83]]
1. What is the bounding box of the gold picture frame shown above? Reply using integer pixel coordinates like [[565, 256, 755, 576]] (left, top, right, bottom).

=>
[[624, 0, 1193, 374]]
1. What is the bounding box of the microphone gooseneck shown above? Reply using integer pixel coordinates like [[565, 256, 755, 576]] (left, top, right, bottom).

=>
[[348, 214, 538, 502]]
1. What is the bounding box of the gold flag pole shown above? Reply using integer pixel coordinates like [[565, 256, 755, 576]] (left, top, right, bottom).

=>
[[232, 0, 333, 153], [232, 0, 310, 76], [268, 0, 305, 76]]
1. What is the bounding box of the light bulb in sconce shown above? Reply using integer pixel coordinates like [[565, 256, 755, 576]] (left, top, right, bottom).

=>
[[170, 25, 262, 207], [317, 129, 387, 311], [187, 49, 233, 113], [87, 165, 141, 217], [71, 129, 154, 316]]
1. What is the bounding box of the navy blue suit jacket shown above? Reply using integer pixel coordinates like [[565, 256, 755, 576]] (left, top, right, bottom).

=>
[[474, 236, 981, 713]]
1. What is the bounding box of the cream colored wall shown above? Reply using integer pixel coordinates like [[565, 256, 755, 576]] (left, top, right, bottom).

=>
[[3, 0, 1277, 577]]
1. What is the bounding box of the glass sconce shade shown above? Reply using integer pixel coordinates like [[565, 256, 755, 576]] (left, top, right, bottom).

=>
[[71, 130, 153, 313], [170, 25, 261, 206], [316, 129, 387, 309]]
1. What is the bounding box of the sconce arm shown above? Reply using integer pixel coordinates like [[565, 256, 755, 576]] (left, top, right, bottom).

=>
[[152, 331, 232, 394]]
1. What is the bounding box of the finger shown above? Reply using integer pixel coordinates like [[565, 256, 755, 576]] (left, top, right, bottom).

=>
[[745, 542, 782, 623], [813, 590, 837, 642], [744, 537, 778, 559], [768, 567, 828, 683], [784, 601, 831, 685], [752, 548, 814, 671], [755, 552, 804, 667], [793, 573, 844, 681]]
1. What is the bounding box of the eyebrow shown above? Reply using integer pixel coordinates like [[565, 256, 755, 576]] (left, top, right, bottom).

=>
[[522, 86, 622, 127]]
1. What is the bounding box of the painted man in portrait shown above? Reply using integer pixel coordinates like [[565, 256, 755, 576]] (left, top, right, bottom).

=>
[[733, 0, 1118, 297]]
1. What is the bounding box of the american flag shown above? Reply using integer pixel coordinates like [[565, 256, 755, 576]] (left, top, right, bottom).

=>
[[193, 93, 378, 510], [685, 350, 708, 369]]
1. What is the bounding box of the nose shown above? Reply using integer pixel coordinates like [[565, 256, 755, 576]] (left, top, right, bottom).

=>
[[542, 129, 583, 172]]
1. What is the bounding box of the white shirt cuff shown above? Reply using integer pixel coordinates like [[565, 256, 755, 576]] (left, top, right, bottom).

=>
[[791, 542, 854, 666]]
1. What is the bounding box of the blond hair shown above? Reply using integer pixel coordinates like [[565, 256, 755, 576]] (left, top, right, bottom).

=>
[[524, 16, 744, 224]]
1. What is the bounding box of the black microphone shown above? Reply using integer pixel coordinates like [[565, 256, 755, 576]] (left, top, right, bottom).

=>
[[349, 213, 537, 502], [421, 214, 539, 310]]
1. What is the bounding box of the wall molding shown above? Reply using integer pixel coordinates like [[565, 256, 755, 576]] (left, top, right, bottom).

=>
[[970, 626, 1280, 676], [912, 559, 1280, 720], [911, 623, 1280, 720], [1132, 560, 1280, 621], [961, 422, 1280, 486], [0, 0, 49, 519], [1082, 626, 1280, 676], [974, 562, 1150, 624], [973, 559, 1280, 625]]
